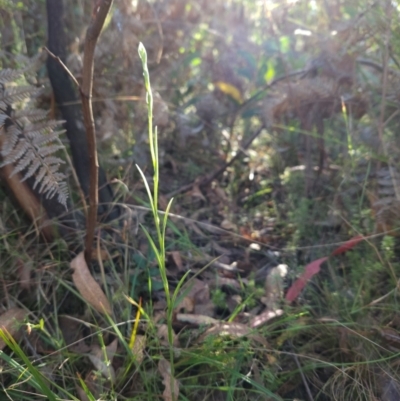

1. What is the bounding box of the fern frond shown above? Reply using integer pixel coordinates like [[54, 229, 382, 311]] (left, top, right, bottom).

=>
[[0, 69, 22, 83], [1, 125, 19, 155], [0, 68, 69, 208], [3, 86, 43, 105], [16, 109, 49, 122]]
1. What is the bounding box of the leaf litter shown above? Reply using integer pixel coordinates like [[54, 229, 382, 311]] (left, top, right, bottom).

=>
[[70, 252, 112, 315], [158, 358, 179, 401], [88, 338, 118, 383], [0, 307, 27, 350]]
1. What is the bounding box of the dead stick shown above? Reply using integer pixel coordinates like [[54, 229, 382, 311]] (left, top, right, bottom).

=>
[[44, 47, 80, 88], [167, 124, 265, 198], [80, 0, 113, 266]]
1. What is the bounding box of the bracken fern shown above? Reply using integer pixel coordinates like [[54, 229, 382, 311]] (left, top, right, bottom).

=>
[[0, 68, 68, 208]]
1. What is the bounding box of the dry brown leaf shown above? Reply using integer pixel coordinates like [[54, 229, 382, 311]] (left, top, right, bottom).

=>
[[71, 252, 112, 315], [75, 385, 91, 401], [17, 259, 32, 290], [131, 334, 146, 364], [190, 183, 206, 201], [157, 324, 179, 347], [69, 339, 92, 354], [106, 338, 118, 358], [194, 301, 215, 317], [175, 296, 194, 313], [0, 307, 27, 350], [158, 358, 179, 401], [58, 316, 80, 346], [212, 186, 228, 202], [58, 316, 90, 353], [88, 338, 118, 383], [185, 278, 210, 305], [153, 300, 168, 312], [153, 311, 166, 323], [169, 251, 184, 271]]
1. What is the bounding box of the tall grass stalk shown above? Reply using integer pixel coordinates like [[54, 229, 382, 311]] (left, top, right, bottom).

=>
[[136, 43, 186, 382]]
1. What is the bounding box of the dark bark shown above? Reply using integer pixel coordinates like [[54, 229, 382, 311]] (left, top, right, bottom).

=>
[[46, 0, 120, 222]]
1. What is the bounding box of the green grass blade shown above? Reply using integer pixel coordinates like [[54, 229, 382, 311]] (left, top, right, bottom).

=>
[[0, 330, 58, 401]]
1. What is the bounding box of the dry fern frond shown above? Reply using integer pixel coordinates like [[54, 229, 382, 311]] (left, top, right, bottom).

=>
[[0, 68, 68, 208]]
